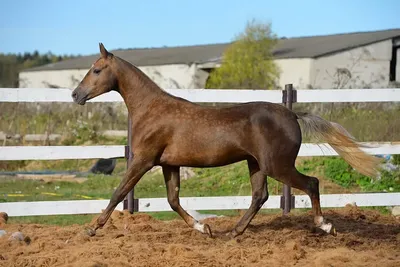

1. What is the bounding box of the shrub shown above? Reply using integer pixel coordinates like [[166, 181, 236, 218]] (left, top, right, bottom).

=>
[[322, 157, 399, 192]]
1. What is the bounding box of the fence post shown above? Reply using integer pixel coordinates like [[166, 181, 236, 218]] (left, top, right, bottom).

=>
[[124, 115, 137, 213], [281, 84, 296, 214]]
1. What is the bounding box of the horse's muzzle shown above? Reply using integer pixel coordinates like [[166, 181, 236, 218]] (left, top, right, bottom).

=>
[[71, 88, 87, 105]]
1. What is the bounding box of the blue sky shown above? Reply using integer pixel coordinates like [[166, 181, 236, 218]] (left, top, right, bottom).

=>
[[1, 0, 399, 56]]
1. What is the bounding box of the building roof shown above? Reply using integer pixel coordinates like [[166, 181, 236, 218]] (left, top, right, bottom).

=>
[[23, 28, 400, 72]]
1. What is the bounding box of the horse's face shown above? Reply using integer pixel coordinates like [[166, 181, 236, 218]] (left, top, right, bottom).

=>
[[72, 43, 117, 105]]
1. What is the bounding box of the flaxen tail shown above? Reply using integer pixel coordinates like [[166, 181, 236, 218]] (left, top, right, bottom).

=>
[[295, 112, 381, 177]]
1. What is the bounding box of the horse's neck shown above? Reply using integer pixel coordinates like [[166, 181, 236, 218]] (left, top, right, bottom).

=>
[[116, 58, 166, 115]]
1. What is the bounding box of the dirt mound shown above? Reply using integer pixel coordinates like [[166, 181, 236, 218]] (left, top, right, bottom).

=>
[[0, 213, 8, 228], [0, 206, 399, 267]]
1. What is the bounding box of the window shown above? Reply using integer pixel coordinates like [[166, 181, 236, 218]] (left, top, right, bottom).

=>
[[390, 37, 400, 82]]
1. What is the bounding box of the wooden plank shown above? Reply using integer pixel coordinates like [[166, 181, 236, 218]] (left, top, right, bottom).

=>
[[0, 131, 127, 141], [1, 142, 398, 161], [295, 193, 400, 208], [167, 89, 283, 103], [0, 88, 123, 103], [0, 200, 123, 217], [0, 145, 125, 160], [298, 142, 400, 156], [0, 88, 282, 103], [1, 193, 399, 217], [137, 196, 282, 212], [2, 88, 399, 103], [297, 89, 400, 103]]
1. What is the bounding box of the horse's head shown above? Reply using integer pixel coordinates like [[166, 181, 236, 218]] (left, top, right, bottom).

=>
[[72, 43, 117, 105]]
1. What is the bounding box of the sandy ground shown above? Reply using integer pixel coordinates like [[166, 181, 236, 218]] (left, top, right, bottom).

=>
[[0, 205, 399, 267]]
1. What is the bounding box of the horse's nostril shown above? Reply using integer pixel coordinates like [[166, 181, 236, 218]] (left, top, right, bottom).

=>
[[72, 91, 77, 99]]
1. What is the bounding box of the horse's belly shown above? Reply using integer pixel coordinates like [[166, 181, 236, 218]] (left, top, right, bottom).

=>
[[159, 141, 247, 167]]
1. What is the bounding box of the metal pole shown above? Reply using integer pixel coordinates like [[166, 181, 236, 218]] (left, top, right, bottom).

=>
[[124, 115, 135, 213], [282, 84, 294, 215]]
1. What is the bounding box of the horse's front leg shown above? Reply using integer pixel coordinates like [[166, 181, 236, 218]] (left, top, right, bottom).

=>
[[86, 155, 154, 236], [162, 165, 213, 237]]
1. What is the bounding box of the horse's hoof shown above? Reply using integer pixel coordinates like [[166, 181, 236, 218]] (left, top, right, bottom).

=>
[[330, 226, 337, 236], [230, 229, 241, 238], [224, 229, 240, 239], [84, 227, 96, 237], [218, 231, 234, 241], [204, 224, 213, 238]]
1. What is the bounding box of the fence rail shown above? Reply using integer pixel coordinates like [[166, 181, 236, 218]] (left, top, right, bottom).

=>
[[1, 193, 399, 217], [1, 142, 400, 161], [0, 145, 125, 160], [1, 88, 400, 103], [1, 87, 399, 217]]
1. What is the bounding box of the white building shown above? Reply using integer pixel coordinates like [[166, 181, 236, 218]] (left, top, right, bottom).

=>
[[19, 29, 400, 90]]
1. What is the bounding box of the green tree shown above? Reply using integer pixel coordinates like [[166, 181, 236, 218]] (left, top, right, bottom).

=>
[[206, 19, 280, 90]]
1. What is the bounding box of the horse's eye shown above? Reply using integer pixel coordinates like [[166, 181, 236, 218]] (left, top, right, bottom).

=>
[[93, 69, 101, 74]]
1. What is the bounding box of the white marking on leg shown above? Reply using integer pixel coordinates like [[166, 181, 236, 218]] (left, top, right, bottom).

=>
[[315, 216, 324, 225], [193, 221, 205, 233], [315, 216, 333, 233], [320, 222, 333, 233]]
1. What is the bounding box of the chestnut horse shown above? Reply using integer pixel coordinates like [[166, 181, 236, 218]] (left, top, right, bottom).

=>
[[72, 43, 380, 238]]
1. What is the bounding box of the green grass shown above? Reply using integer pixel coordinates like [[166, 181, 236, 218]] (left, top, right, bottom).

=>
[[0, 175, 120, 202], [0, 161, 256, 203], [294, 103, 400, 142], [298, 156, 400, 192], [2, 102, 400, 143], [0, 160, 288, 226], [1, 154, 398, 226]]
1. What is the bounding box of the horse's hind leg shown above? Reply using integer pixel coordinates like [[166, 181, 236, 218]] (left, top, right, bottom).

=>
[[162, 165, 213, 237], [229, 158, 269, 237], [275, 167, 336, 235]]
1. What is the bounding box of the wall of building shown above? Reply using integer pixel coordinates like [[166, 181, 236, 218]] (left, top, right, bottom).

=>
[[198, 58, 314, 89], [310, 40, 393, 89], [140, 64, 208, 89], [19, 39, 397, 90], [274, 58, 313, 89], [19, 64, 208, 89], [19, 69, 88, 88]]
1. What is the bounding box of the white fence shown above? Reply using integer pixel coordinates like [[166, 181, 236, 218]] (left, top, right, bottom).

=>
[[1, 143, 400, 161], [1, 193, 399, 217], [2, 88, 400, 103], [0, 87, 400, 217]]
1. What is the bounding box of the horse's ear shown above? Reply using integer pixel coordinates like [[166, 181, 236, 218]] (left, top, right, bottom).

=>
[[99, 43, 112, 58]]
